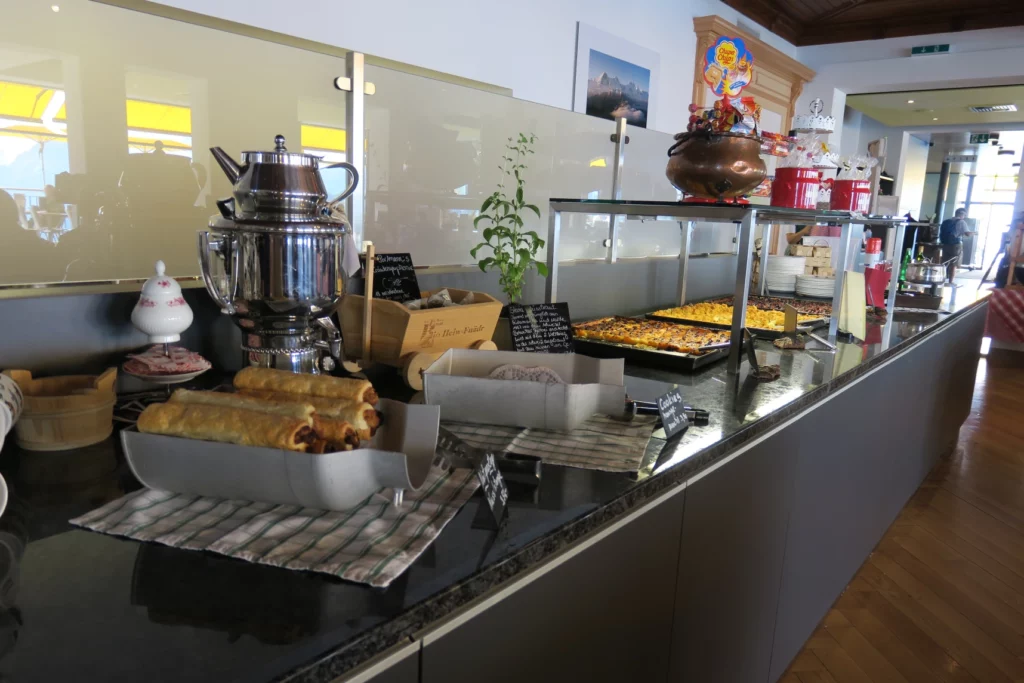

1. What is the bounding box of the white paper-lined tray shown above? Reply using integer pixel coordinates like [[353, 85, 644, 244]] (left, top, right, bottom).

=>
[[423, 349, 626, 432], [121, 399, 438, 511]]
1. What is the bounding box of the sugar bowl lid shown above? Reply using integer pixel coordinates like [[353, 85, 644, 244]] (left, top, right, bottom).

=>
[[139, 261, 183, 298]]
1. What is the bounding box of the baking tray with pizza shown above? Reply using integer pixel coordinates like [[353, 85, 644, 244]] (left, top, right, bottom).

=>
[[646, 300, 828, 339], [571, 316, 745, 372]]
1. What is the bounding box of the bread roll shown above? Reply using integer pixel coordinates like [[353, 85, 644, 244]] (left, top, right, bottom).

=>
[[233, 367, 377, 404], [240, 389, 380, 440], [137, 402, 317, 452], [169, 389, 315, 421]]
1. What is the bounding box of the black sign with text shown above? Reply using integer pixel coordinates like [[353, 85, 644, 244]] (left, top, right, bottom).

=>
[[656, 388, 690, 440], [507, 303, 574, 354], [370, 253, 421, 303], [435, 428, 508, 526]]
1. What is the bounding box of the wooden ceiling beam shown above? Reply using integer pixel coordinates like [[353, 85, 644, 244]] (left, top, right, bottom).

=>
[[720, 0, 801, 42], [814, 0, 865, 23], [795, 7, 1024, 44]]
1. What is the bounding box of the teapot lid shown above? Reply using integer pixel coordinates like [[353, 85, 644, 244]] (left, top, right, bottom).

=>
[[241, 135, 320, 168], [139, 260, 184, 298]]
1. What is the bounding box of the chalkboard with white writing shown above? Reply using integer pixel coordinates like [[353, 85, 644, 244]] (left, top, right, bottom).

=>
[[507, 303, 574, 354], [656, 388, 690, 440], [370, 253, 421, 303]]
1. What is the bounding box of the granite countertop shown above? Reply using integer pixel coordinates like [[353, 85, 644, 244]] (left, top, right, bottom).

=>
[[0, 287, 989, 683]]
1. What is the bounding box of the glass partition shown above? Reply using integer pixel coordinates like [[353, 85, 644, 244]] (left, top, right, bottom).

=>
[[364, 64, 628, 265], [1, 0, 721, 294], [0, 0, 350, 288]]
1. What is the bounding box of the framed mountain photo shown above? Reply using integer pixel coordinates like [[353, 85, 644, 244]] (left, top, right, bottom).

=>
[[572, 23, 660, 130]]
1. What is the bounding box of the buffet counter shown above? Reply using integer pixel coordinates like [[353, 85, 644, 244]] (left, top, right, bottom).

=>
[[0, 291, 988, 683]]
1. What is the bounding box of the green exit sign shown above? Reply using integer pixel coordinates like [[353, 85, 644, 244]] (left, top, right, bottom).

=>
[[911, 44, 950, 55], [970, 133, 991, 144]]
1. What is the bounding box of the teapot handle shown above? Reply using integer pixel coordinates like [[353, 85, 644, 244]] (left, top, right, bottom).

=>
[[197, 231, 238, 314], [323, 161, 360, 206]]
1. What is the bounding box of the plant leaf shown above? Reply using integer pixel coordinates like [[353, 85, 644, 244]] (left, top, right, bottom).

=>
[[478, 257, 495, 272], [473, 215, 491, 228], [535, 262, 549, 276], [516, 187, 524, 204], [483, 227, 495, 242], [480, 196, 493, 213], [524, 204, 540, 218]]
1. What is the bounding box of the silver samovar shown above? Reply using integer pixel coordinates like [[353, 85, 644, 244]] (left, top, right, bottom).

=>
[[198, 135, 359, 374]]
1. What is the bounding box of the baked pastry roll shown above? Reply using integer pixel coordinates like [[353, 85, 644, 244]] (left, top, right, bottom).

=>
[[137, 402, 317, 452], [169, 389, 315, 421], [233, 367, 378, 405], [240, 389, 379, 441]]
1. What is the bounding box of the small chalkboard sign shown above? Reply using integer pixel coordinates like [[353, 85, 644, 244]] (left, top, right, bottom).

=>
[[656, 388, 690, 440], [370, 253, 421, 303], [435, 428, 508, 526], [507, 303, 574, 354], [475, 452, 509, 525]]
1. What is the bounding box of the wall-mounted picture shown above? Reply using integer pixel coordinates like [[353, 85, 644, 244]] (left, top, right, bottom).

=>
[[573, 22, 660, 130], [585, 49, 651, 128]]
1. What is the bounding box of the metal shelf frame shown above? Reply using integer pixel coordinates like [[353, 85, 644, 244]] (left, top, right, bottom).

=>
[[545, 199, 905, 373]]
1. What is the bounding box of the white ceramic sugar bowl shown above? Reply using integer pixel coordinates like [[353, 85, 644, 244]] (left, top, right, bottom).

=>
[[131, 260, 194, 343]]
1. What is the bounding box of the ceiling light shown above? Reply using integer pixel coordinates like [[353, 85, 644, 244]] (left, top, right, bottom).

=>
[[50, 4, 59, 10], [907, 99, 914, 104], [969, 104, 1017, 113], [933, 117, 939, 121]]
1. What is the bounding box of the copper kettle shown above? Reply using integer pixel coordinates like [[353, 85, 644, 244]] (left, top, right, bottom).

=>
[[665, 131, 766, 200]]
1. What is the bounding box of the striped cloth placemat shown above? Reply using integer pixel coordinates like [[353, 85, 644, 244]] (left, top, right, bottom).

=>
[[71, 466, 478, 588], [442, 414, 658, 473]]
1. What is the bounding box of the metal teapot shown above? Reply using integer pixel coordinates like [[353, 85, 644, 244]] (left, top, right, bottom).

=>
[[210, 134, 359, 223]]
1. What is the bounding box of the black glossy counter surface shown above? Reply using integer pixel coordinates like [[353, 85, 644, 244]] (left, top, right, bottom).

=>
[[0, 288, 989, 683]]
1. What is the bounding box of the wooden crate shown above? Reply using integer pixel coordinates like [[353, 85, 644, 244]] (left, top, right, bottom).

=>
[[339, 289, 503, 367]]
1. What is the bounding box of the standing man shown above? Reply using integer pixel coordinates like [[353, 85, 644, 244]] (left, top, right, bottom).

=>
[[939, 208, 975, 284]]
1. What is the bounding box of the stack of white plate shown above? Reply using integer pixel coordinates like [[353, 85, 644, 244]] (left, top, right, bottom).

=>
[[764, 256, 805, 293], [796, 274, 836, 298]]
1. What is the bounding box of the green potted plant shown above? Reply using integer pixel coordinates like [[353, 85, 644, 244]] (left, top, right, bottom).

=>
[[470, 133, 546, 304]]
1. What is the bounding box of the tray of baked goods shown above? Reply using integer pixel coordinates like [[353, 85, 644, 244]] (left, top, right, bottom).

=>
[[121, 367, 438, 511], [572, 316, 746, 372], [714, 295, 833, 318], [647, 299, 829, 339]]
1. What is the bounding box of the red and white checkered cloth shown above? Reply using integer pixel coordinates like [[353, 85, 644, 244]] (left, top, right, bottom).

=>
[[986, 289, 1024, 343]]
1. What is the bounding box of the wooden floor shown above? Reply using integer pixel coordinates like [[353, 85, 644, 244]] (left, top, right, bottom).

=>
[[782, 359, 1024, 683]]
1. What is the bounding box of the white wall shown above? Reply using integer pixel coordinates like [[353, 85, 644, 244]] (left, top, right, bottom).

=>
[[897, 134, 929, 217], [152, 0, 798, 135], [841, 108, 907, 176]]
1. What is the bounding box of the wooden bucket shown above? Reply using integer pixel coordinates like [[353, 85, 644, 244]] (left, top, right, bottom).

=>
[[5, 368, 117, 451]]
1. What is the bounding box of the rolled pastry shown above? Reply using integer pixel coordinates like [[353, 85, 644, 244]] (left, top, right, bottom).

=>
[[137, 402, 318, 452], [169, 389, 315, 422], [240, 389, 380, 440], [233, 367, 378, 405], [311, 416, 360, 451]]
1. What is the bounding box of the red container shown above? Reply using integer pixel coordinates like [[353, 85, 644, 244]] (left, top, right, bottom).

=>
[[770, 168, 819, 210], [865, 237, 882, 254], [831, 179, 871, 213]]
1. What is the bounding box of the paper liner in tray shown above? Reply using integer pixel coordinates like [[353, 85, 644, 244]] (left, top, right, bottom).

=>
[[121, 399, 438, 511]]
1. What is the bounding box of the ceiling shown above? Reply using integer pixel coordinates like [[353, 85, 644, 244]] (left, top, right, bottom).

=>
[[721, 0, 1024, 45], [846, 86, 1024, 127]]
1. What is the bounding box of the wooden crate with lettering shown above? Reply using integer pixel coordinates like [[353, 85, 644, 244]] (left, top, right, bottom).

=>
[[339, 289, 502, 388]]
